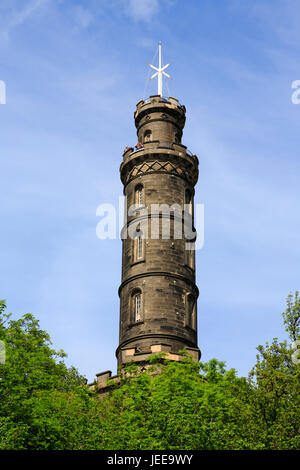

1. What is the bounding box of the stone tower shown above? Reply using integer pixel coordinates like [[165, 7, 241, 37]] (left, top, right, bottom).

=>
[[116, 94, 201, 368]]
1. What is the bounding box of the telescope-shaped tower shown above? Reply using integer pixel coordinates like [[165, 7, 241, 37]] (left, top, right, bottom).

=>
[[92, 44, 201, 389], [116, 43, 201, 367]]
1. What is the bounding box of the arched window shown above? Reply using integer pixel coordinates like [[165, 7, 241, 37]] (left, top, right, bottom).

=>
[[185, 242, 195, 269], [185, 245, 189, 266], [186, 293, 195, 329], [137, 233, 143, 259], [135, 184, 144, 206], [132, 290, 142, 322], [133, 230, 144, 262], [144, 130, 152, 142], [185, 189, 192, 215]]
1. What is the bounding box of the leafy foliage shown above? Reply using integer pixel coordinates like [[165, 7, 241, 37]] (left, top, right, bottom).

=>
[[99, 357, 255, 450], [0, 295, 299, 450], [0, 300, 94, 449], [282, 291, 300, 341]]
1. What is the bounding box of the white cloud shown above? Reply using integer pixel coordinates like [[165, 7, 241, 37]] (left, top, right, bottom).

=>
[[123, 0, 159, 22], [73, 5, 94, 30], [139, 37, 156, 48], [1, 0, 49, 40], [230, 0, 300, 48]]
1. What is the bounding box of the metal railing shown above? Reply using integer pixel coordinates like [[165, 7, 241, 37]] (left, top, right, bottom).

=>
[[123, 142, 196, 157], [142, 96, 182, 106]]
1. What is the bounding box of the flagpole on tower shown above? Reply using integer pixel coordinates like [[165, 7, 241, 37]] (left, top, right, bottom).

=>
[[158, 41, 162, 96], [147, 41, 171, 97]]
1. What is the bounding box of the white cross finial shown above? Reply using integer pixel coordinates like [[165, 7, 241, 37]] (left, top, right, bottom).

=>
[[147, 41, 171, 97]]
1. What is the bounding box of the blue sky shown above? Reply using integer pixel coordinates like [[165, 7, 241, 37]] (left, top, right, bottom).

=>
[[1, 0, 300, 381]]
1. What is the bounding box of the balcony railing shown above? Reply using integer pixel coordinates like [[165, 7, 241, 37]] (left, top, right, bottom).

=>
[[140, 96, 182, 106], [123, 141, 196, 157]]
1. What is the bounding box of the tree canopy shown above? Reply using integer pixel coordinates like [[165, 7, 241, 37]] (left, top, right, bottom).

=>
[[0, 294, 299, 450]]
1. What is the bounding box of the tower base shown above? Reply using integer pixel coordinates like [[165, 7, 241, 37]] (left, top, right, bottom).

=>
[[89, 343, 201, 395]]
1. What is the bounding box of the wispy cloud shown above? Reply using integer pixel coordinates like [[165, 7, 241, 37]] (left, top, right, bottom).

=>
[[230, 0, 300, 48], [1, 0, 49, 40], [73, 5, 94, 30], [122, 0, 159, 22]]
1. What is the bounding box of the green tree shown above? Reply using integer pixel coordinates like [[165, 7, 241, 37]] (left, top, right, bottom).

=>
[[1, 294, 300, 450], [283, 291, 300, 342], [97, 355, 256, 450], [0, 300, 98, 449], [97, 292, 300, 450], [247, 292, 300, 449]]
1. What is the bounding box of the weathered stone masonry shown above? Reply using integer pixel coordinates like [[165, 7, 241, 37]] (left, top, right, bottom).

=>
[[117, 95, 201, 368], [90, 95, 201, 392]]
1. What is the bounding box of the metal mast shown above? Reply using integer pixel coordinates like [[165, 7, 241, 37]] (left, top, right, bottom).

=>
[[147, 41, 171, 97]]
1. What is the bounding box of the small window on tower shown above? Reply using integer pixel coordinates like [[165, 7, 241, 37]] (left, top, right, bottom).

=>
[[185, 242, 195, 270], [185, 189, 192, 215], [133, 229, 144, 262], [135, 184, 144, 206], [144, 130, 152, 142], [132, 290, 142, 323], [137, 231, 143, 260], [186, 293, 195, 329]]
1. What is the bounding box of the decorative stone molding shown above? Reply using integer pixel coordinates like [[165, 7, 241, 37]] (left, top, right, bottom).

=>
[[123, 159, 197, 186]]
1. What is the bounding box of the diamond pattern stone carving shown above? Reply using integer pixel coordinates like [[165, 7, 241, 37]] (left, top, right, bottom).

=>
[[126, 160, 193, 184]]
